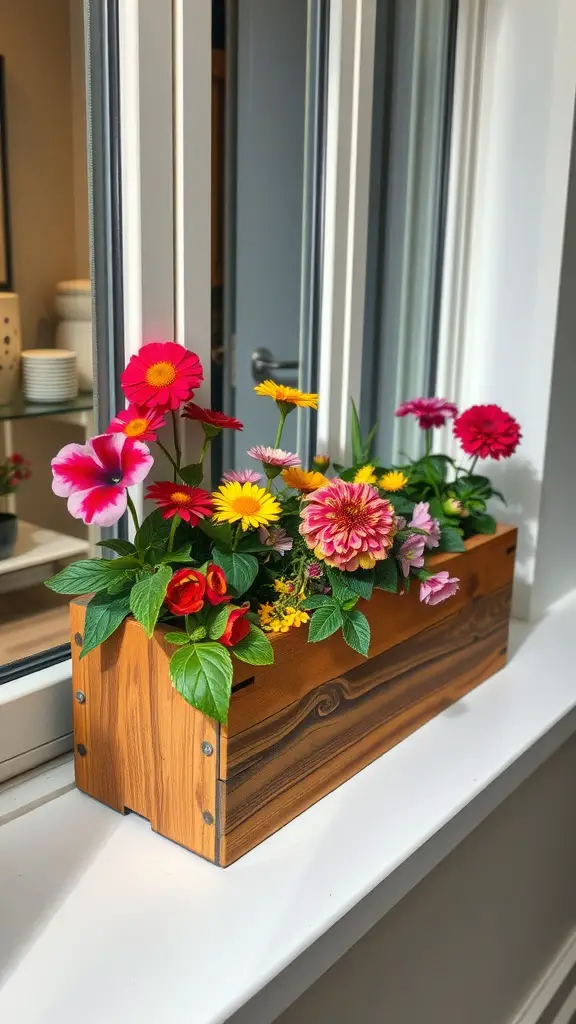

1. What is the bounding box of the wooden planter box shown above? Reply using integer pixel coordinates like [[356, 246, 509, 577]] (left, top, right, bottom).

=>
[[71, 523, 516, 866]]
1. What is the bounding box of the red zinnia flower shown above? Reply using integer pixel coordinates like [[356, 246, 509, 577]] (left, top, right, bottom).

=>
[[182, 403, 243, 433], [146, 481, 214, 524], [107, 404, 166, 442], [206, 564, 230, 606], [220, 604, 251, 647], [165, 568, 206, 616], [453, 404, 521, 460], [121, 342, 203, 410], [395, 397, 458, 430]]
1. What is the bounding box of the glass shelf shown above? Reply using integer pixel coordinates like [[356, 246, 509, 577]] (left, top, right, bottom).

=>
[[0, 391, 94, 422]]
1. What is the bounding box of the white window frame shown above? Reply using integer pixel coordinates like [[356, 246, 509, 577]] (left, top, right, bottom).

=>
[[3, 0, 576, 785]]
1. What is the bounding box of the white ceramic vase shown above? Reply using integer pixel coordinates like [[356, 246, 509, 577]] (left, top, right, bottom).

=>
[[0, 293, 22, 406], [54, 279, 93, 391]]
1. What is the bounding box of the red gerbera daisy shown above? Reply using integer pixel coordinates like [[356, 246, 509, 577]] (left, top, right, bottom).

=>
[[182, 402, 243, 433], [146, 480, 214, 524], [107, 404, 166, 442], [453, 404, 521, 460], [121, 342, 203, 410]]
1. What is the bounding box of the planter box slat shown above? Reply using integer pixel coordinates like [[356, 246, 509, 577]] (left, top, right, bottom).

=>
[[71, 524, 516, 867]]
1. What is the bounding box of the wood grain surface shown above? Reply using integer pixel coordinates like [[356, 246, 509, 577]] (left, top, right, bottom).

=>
[[71, 603, 219, 861], [70, 526, 516, 866]]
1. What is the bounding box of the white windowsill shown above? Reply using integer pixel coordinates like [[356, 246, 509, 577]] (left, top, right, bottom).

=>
[[1, 591, 576, 1024]]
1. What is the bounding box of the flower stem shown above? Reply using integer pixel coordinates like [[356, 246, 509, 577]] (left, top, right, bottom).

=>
[[156, 439, 179, 474], [171, 411, 182, 470], [126, 492, 140, 535], [469, 455, 479, 476], [167, 514, 180, 552], [425, 430, 432, 458], [274, 408, 288, 450]]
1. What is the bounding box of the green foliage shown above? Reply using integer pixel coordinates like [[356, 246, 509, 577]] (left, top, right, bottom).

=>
[[308, 601, 343, 643], [374, 558, 399, 593], [341, 608, 370, 656], [134, 509, 171, 553], [467, 512, 497, 535], [325, 567, 356, 604], [96, 539, 137, 556], [350, 398, 378, 464], [198, 519, 233, 549], [438, 526, 466, 553], [232, 624, 274, 666], [206, 604, 234, 640], [386, 494, 415, 516], [159, 546, 193, 564], [342, 568, 374, 601], [213, 548, 258, 595], [129, 564, 173, 637], [178, 462, 204, 487], [169, 642, 233, 723], [80, 591, 131, 659], [164, 631, 190, 646], [301, 594, 334, 610], [45, 559, 128, 595]]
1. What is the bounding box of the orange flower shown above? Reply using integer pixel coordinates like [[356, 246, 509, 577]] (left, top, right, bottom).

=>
[[281, 467, 328, 493]]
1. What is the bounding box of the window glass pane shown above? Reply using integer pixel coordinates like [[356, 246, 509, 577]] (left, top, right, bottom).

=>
[[0, 0, 114, 678], [212, 0, 327, 475]]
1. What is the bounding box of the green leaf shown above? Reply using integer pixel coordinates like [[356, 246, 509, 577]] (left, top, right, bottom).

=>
[[428, 497, 445, 520], [343, 568, 374, 601], [80, 591, 131, 659], [159, 546, 192, 564], [308, 602, 343, 643], [363, 420, 379, 462], [438, 526, 466, 553], [134, 509, 171, 552], [341, 609, 370, 656], [169, 642, 233, 723], [468, 512, 497, 535], [326, 567, 356, 604], [164, 631, 191, 646], [374, 558, 399, 593], [130, 564, 173, 637], [426, 455, 450, 482], [232, 624, 274, 666], [213, 549, 258, 596], [236, 535, 270, 553], [179, 462, 204, 487], [101, 554, 142, 570], [198, 519, 233, 548], [206, 604, 234, 640], [350, 398, 364, 465], [45, 559, 127, 595], [96, 539, 137, 556], [301, 593, 333, 610], [387, 495, 415, 515]]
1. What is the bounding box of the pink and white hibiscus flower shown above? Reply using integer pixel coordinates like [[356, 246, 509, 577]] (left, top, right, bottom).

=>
[[51, 433, 153, 527], [398, 534, 426, 577], [409, 501, 441, 549]]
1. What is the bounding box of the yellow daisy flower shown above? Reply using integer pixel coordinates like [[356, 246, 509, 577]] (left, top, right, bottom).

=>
[[257, 602, 275, 625], [379, 469, 408, 492], [211, 481, 281, 532], [273, 579, 293, 594], [281, 467, 329, 492], [354, 465, 378, 485], [254, 379, 319, 410]]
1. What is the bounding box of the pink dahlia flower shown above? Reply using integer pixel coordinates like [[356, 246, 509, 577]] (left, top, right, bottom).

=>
[[51, 433, 153, 527], [420, 571, 460, 606], [409, 501, 441, 549], [258, 526, 293, 554], [222, 468, 262, 484], [396, 397, 458, 430], [247, 446, 301, 468], [299, 479, 396, 572], [398, 534, 426, 577]]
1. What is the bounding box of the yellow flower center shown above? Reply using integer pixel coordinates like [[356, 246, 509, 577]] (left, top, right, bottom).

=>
[[233, 495, 262, 515], [171, 491, 191, 504], [145, 361, 176, 387], [125, 417, 148, 436]]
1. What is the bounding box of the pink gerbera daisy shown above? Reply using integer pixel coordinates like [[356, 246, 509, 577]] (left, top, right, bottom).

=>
[[222, 468, 263, 484], [121, 342, 203, 410], [51, 433, 153, 527], [299, 479, 396, 572], [107, 404, 166, 442], [395, 397, 458, 429], [247, 446, 301, 468]]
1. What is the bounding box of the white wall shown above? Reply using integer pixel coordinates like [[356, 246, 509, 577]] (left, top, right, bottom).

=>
[[274, 734, 576, 1024]]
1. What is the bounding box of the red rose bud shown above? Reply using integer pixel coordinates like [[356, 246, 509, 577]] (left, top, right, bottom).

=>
[[206, 563, 230, 606], [165, 568, 206, 616], [220, 604, 250, 648]]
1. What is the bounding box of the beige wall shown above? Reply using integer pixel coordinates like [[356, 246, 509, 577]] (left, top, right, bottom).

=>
[[0, 0, 89, 536], [275, 735, 576, 1024]]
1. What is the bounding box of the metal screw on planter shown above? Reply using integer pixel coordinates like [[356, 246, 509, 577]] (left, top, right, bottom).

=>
[[75, 690, 86, 704], [74, 632, 83, 647], [202, 811, 214, 826], [76, 743, 87, 757], [201, 741, 214, 757]]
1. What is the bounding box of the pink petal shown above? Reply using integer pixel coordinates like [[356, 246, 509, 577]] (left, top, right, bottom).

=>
[[120, 439, 153, 486], [68, 485, 127, 527], [51, 443, 103, 497], [89, 432, 125, 471]]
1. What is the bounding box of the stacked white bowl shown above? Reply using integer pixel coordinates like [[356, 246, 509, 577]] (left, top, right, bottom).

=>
[[21, 349, 78, 403]]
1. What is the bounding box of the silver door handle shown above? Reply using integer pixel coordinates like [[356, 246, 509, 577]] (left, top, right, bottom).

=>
[[251, 347, 299, 386]]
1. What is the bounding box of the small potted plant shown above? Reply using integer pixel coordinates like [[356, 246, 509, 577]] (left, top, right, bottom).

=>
[[0, 452, 31, 559]]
